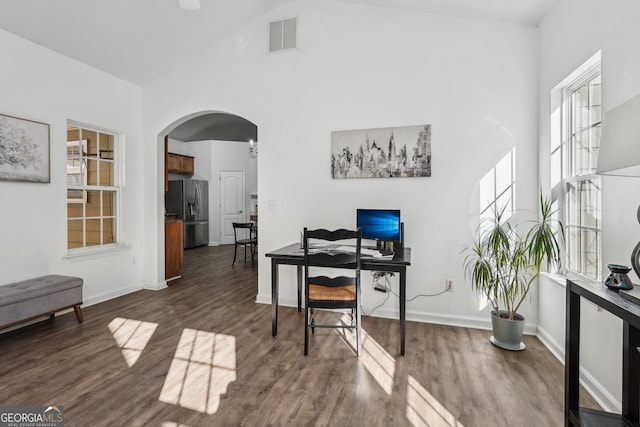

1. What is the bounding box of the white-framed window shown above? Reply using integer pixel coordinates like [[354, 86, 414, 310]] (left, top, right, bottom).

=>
[[551, 64, 602, 280], [66, 122, 119, 250]]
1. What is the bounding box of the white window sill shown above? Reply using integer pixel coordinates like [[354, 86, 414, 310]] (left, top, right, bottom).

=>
[[541, 271, 599, 289], [540, 272, 567, 288], [64, 243, 132, 262]]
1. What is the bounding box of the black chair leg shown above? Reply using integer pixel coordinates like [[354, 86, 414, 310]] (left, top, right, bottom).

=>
[[232, 244, 238, 266], [250, 244, 255, 266], [304, 306, 309, 356]]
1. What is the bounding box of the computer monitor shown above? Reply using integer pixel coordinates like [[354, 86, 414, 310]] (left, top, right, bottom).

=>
[[356, 209, 401, 242]]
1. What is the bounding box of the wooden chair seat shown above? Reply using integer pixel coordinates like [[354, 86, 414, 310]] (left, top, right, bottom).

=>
[[309, 284, 356, 301]]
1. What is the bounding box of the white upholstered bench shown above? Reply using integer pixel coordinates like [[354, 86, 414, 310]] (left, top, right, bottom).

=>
[[0, 274, 83, 331]]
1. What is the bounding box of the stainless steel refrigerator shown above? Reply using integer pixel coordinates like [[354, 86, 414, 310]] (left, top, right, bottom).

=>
[[166, 179, 209, 248]]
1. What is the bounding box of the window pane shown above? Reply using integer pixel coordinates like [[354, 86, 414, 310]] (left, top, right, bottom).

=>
[[573, 131, 590, 176], [571, 76, 601, 177], [103, 218, 116, 244], [99, 133, 114, 159], [67, 125, 80, 142], [580, 181, 600, 229], [580, 229, 600, 279], [85, 129, 98, 159], [567, 183, 579, 226], [590, 78, 602, 124], [87, 159, 99, 186], [86, 219, 101, 246], [86, 190, 101, 217], [589, 127, 601, 172], [103, 191, 116, 216], [567, 227, 578, 271], [99, 159, 114, 186], [67, 194, 84, 218], [68, 219, 84, 249]]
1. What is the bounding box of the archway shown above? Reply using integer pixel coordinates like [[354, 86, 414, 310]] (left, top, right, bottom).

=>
[[157, 110, 258, 282]]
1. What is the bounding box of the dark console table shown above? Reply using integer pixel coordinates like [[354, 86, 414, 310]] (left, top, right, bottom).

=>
[[565, 278, 640, 426]]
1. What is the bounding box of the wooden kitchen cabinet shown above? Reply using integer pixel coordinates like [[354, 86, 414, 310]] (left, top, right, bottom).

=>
[[165, 219, 184, 280], [181, 156, 194, 175], [167, 153, 195, 175]]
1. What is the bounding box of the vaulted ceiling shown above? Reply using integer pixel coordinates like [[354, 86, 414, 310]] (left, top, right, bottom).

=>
[[0, 0, 557, 87]]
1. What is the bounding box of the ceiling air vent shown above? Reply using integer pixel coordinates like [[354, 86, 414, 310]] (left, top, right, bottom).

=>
[[269, 17, 297, 54]]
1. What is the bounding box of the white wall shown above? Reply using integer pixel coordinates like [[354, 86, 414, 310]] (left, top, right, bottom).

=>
[[143, 0, 539, 328], [537, 0, 640, 411], [166, 138, 257, 246], [210, 140, 257, 245], [0, 29, 146, 304]]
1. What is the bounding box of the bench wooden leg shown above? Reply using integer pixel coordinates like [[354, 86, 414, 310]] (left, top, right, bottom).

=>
[[73, 305, 83, 323]]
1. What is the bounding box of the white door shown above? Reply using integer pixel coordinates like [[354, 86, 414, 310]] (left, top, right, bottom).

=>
[[220, 170, 246, 245]]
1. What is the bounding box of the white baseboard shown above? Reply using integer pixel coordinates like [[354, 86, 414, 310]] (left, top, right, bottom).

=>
[[208, 242, 220, 246], [84, 281, 146, 306], [142, 280, 168, 291], [536, 326, 564, 363], [254, 293, 536, 334], [255, 294, 272, 305], [536, 326, 620, 413], [579, 365, 621, 413]]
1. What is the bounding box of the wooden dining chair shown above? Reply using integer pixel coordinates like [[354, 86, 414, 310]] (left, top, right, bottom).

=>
[[303, 227, 362, 356], [232, 222, 257, 266]]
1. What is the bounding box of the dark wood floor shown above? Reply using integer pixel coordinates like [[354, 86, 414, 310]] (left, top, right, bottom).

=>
[[0, 246, 599, 426]]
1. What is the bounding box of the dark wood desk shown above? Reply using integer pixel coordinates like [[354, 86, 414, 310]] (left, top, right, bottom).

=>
[[565, 278, 640, 426], [266, 243, 412, 356]]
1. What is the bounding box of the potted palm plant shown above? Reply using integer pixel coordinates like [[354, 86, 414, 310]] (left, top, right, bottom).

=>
[[464, 194, 563, 350]]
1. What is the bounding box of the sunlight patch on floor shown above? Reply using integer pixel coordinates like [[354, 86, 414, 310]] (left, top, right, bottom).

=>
[[406, 375, 464, 427], [339, 313, 396, 395], [108, 317, 158, 367], [162, 423, 190, 427], [159, 328, 236, 414]]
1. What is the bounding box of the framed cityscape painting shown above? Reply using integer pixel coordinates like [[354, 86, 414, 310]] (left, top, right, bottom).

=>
[[0, 113, 50, 183], [331, 124, 431, 179]]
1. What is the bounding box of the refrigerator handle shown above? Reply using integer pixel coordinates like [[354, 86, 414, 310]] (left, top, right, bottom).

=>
[[197, 182, 202, 216], [195, 183, 200, 216]]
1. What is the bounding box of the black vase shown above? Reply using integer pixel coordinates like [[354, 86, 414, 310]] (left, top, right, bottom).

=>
[[604, 264, 634, 291]]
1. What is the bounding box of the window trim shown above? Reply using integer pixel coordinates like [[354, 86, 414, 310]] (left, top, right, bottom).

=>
[[552, 64, 602, 281], [66, 120, 124, 255]]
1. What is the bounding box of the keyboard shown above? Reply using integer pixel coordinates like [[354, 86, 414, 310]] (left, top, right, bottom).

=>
[[335, 245, 384, 258]]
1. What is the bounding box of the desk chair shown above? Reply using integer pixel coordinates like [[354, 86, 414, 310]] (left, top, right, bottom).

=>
[[232, 222, 257, 267], [303, 227, 362, 356]]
